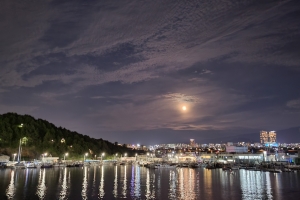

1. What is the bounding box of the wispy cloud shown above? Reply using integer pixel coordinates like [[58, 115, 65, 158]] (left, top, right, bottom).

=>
[[287, 99, 300, 109], [162, 93, 200, 103]]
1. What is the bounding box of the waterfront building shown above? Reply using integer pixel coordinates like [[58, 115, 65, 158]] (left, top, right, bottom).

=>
[[0, 154, 9, 163], [227, 142, 233, 146], [226, 146, 248, 153]]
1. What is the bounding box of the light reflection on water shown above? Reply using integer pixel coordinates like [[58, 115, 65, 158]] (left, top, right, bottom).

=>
[[82, 166, 88, 200], [59, 167, 68, 200], [0, 166, 299, 199], [36, 168, 47, 199], [6, 170, 15, 199], [99, 165, 105, 199], [113, 166, 118, 198]]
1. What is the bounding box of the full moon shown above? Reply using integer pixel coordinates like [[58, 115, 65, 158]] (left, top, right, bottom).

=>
[[182, 106, 186, 111]]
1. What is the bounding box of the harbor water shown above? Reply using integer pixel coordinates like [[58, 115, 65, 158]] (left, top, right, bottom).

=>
[[0, 165, 300, 200]]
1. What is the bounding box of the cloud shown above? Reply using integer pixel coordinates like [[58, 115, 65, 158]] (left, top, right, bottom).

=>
[[1, 0, 299, 90], [162, 93, 200, 103], [287, 99, 300, 109]]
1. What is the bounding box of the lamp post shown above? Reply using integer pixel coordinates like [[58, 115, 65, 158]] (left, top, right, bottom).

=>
[[43, 153, 47, 163], [64, 153, 68, 163], [84, 153, 88, 162], [101, 153, 105, 161], [13, 153, 17, 162]]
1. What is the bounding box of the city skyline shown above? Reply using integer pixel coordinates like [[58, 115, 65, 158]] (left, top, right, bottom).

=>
[[1, 0, 300, 145]]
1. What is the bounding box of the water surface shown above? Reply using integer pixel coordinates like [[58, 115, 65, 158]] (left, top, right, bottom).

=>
[[0, 165, 299, 200]]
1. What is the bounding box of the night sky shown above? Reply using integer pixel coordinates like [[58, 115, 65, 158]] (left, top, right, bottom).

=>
[[1, 0, 300, 145]]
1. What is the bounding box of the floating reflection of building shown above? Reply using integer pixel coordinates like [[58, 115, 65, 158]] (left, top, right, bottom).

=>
[[99, 166, 105, 199], [6, 170, 15, 199], [36, 169, 47, 199], [82, 166, 88, 200]]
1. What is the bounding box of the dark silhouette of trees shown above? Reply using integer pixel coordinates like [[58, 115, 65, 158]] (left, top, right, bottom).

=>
[[0, 113, 138, 160]]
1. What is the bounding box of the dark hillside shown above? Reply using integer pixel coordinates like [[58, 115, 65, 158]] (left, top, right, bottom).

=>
[[0, 113, 140, 160]]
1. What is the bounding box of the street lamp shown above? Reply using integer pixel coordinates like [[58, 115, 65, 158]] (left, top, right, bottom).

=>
[[84, 153, 88, 162], [43, 153, 47, 162], [124, 153, 127, 157], [101, 153, 105, 161], [13, 153, 17, 162], [64, 153, 68, 163]]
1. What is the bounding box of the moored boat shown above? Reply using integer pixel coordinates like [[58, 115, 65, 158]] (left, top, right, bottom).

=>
[[26, 162, 37, 168], [41, 163, 53, 168], [154, 164, 177, 169]]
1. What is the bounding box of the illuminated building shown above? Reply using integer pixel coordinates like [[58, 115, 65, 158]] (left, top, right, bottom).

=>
[[260, 131, 269, 144], [260, 130, 277, 144], [268, 131, 276, 143], [190, 139, 195, 147]]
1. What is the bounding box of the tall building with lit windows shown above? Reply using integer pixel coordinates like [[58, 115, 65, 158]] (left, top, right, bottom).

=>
[[260, 131, 269, 144], [260, 130, 277, 144], [268, 131, 276, 143]]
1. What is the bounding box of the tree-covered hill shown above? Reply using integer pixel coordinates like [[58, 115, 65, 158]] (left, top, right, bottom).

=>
[[0, 113, 140, 160]]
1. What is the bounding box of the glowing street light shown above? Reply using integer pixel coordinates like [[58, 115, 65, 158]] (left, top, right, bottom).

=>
[[101, 153, 105, 161], [84, 153, 88, 161], [124, 153, 127, 157], [13, 153, 17, 162], [64, 153, 68, 163], [42, 153, 47, 162]]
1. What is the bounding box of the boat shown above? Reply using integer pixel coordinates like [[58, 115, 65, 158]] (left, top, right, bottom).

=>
[[14, 162, 25, 169], [73, 163, 83, 167], [231, 166, 240, 170], [267, 168, 281, 173], [189, 163, 200, 168], [26, 162, 37, 168], [180, 163, 189, 168], [153, 164, 177, 169], [13, 139, 25, 169], [53, 163, 65, 167], [282, 168, 292, 172], [222, 166, 231, 171], [206, 165, 216, 169], [41, 163, 53, 168]]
